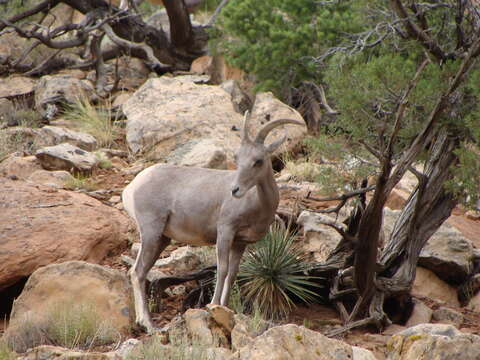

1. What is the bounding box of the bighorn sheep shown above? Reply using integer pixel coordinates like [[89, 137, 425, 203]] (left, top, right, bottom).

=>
[[122, 113, 305, 332]]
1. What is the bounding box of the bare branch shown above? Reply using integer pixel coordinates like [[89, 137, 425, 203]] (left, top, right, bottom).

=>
[[389, 0, 451, 61], [0, 0, 60, 31], [207, 0, 230, 26], [307, 185, 376, 203]]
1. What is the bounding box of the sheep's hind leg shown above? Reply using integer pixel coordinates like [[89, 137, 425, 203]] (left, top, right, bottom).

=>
[[130, 219, 171, 333]]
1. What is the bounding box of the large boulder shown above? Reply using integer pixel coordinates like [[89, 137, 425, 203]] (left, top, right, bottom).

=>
[[387, 324, 480, 360], [123, 76, 305, 161], [231, 324, 376, 360], [5, 261, 133, 353], [35, 143, 98, 173], [166, 138, 227, 169], [0, 178, 129, 290], [383, 208, 475, 284]]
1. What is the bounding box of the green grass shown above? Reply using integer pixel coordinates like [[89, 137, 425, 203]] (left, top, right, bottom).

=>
[[64, 98, 117, 148], [238, 226, 319, 319], [0, 339, 15, 360], [5, 300, 120, 352], [126, 331, 215, 360], [0, 129, 37, 161], [63, 174, 98, 191]]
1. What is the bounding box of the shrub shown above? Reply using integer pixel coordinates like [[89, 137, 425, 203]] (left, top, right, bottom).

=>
[[0, 339, 15, 360], [64, 98, 117, 148], [238, 226, 319, 319], [63, 174, 98, 191], [5, 300, 119, 352], [126, 332, 214, 360]]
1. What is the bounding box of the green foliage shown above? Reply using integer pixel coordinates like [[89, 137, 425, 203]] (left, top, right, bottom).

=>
[[64, 98, 117, 148], [238, 226, 319, 319], [63, 174, 98, 191], [5, 300, 119, 352], [216, 0, 365, 97], [126, 332, 214, 360], [0, 340, 15, 360], [43, 300, 119, 349]]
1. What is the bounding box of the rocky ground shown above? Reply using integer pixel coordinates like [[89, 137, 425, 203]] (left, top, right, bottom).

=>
[[1, 24, 480, 360]]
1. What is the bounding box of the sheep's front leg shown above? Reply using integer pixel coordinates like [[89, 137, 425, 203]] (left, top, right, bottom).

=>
[[220, 242, 246, 306], [211, 226, 234, 305]]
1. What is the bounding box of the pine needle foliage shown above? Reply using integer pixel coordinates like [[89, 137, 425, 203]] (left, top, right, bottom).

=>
[[238, 226, 319, 319]]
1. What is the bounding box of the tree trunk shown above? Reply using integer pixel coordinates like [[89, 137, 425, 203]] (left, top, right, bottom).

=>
[[378, 130, 459, 293]]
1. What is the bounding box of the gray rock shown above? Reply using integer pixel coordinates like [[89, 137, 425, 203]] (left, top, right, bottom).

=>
[[432, 307, 464, 327], [34, 75, 95, 117], [221, 79, 252, 114], [166, 138, 227, 169], [297, 210, 345, 263], [231, 324, 375, 360], [387, 323, 480, 360], [405, 298, 432, 328], [154, 246, 202, 272], [35, 143, 98, 173], [383, 208, 475, 284], [39, 126, 97, 151]]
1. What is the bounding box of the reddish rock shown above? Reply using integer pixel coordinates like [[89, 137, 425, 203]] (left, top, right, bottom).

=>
[[0, 178, 130, 290]]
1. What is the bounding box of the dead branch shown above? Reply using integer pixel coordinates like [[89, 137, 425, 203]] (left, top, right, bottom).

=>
[[306, 185, 376, 202], [207, 0, 230, 26]]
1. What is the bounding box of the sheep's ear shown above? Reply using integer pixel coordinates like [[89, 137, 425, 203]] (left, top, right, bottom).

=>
[[265, 134, 287, 153]]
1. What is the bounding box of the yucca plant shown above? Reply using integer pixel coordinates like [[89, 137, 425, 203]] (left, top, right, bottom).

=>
[[238, 226, 320, 319]]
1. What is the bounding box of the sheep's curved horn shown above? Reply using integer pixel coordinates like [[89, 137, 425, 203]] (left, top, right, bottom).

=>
[[254, 118, 305, 144], [241, 111, 251, 143]]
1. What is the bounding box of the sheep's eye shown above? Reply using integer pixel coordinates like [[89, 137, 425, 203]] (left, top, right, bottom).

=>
[[253, 159, 263, 167], [233, 154, 238, 163]]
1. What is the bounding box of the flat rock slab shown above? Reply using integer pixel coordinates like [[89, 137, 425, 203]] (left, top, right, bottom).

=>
[[0, 178, 130, 290], [0, 76, 36, 99], [35, 143, 98, 173]]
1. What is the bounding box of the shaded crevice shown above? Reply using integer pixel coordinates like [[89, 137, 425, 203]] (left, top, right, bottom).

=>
[[0, 277, 28, 319]]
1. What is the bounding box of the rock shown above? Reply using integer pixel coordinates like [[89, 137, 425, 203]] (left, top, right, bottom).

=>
[[191, 55, 213, 75], [231, 324, 375, 360], [250, 92, 306, 156], [412, 267, 460, 307], [405, 298, 432, 328], [419, 225, 474, 285], [432, 307, 464, 327], [123, 77, 305, 160], [120, 254, 168, 283], [34, 75, 95, 117], [39, 125, 97, 151], [27, 169, 74, 188], [387, 323, 480, 360], [35, 143, 98, 173], [0, 76, 36, 99], [184, 308, 228, 347], [206, 304, 235, 332], [166, 138, 227, 169], [220, 79, 252, 114], [0, 127, 44, 156], [115, 338, 141, 359], [210, 55, 246, 84], [16, 345, 120, 360], [383, 324, 407, 336], [353, 346, 379, 360], [297, 210, 344, 262], [0, 178, 129, 291], [0, 154, 43, 180], [0, 98, 14, 126], [383, 208, 475, 284], [6, 261, 132, 352], [467, 291, 480, 312], [155, 246, 202, 272]]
